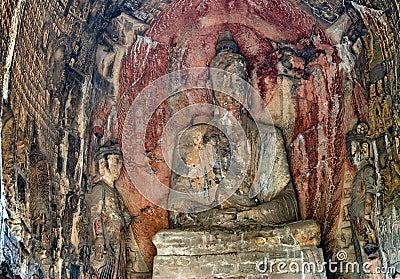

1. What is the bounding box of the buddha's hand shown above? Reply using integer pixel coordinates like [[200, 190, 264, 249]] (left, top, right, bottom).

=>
[[236, 209, 266, 223], [210, 208, 237, 225]]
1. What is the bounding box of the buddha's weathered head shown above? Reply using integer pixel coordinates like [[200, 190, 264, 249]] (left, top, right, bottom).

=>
[[94, 140, 122, 182], [210, 30, 248, 119], [211, 30, 247, 79]]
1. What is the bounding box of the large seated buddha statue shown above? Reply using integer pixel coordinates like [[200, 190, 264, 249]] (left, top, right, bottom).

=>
[[168, 31, 299, 229], [152, 31, 324, 279]]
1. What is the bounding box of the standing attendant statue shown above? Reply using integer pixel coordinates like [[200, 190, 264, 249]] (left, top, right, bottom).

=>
[[86, 141, 132, 278], [347, 124, 380, 263]]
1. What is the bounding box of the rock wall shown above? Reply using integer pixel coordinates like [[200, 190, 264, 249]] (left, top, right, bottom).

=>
[[1, 0, 400, 278], [357, 2, 400, 277], [1, 0, 97, 276], [0, 0, 122, 277]]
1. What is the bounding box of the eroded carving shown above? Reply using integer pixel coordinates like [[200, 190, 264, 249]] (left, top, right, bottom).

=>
[[86, 141, 131, 278], [86, 141, 149, 277], [168, 31, 299, 229], [95, 13, 149, 98], [155, 33, 321, 278], [346, 123, 380, 264]]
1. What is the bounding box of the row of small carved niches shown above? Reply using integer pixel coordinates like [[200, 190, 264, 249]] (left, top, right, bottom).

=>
[[0, 106, 90, 278], [1, 103, 51, 277], [372, 98, 400, 277], [335, 77, 400, 277], [367, 89, 400, 276], [334, 2, 400, 276], [2, 0, 94, 274], [340, 87, 400, 272]]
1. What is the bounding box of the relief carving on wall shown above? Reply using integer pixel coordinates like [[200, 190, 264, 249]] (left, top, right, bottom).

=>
[[95, 12, 148, 98], [346, 123, 381, 275]]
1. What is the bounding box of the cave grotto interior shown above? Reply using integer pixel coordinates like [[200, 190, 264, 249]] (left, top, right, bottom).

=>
[[1, 0, 400, 278]]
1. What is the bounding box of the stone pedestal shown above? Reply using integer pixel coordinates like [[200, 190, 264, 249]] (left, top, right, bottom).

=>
[[152, 220, 327, 279]]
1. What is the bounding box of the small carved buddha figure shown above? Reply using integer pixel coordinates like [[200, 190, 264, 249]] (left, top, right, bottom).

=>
[[346, 125, 379, 261], [168, 31, 299, 229], [86, 141, 131, 278]]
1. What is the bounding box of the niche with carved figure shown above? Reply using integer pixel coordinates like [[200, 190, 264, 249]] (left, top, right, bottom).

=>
[[29, 144, 51, 245]]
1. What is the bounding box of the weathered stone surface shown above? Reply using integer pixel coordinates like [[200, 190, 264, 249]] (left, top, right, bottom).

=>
[[2, 0, 400, 278], [153, 220, 321, 256], [152, 221, 325, 278], [153, 250, 326, 279]]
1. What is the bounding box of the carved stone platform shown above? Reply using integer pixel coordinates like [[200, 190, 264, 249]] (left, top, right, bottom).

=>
[[152, 220, 327, 279]]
